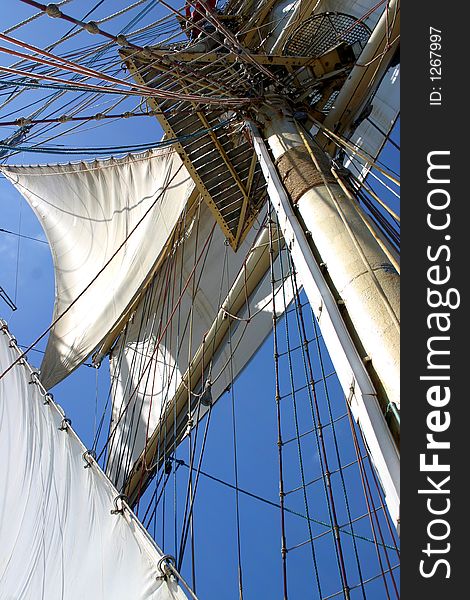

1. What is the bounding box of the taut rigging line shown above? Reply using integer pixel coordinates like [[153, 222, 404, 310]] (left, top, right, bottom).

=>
[[15, 0, 263, 104]]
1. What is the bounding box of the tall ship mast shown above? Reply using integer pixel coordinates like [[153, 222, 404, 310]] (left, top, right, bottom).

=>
[[0, 1, 400, 598]]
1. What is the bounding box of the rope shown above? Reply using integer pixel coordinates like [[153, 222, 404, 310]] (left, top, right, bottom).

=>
[[268, 206, 288, 599], [173, 201, 205, 587], [95, 218, 217, 465], [0, 116, 237, 155], [16, 0, 260, 104], [297, 123, 400, 333], [345, 394, 397, 599], [350, 175, 400, 252], [226, 242, 244, 600], [288, 251, 351, 600], [308, 306, 367, 599], [331, 167, 400, 275], [277, 233, 323, 598], [0, 2, 163, 142], [356, 419, 400, 559], [0, 108, 181, 128], [310, 117, 400, 187], [3, 1, 74, 35], [0, 226, 47, 244], [0, 163, 186, 381], [174, 458, 398, 551], [105, 231, 180, 484], [0, 0, 266, 160]]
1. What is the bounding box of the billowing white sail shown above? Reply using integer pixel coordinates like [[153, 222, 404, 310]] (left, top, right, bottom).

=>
[[0, 323, 188, 600], [1, 149, 194, 390], [106, 202, 294, 490]]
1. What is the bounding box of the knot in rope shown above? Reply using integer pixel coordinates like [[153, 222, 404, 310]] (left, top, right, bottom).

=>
[[115, 34, 128, 47], [84, 21, 99, 35], [45, 4, 62, 18], [15, 117, 32, 128]]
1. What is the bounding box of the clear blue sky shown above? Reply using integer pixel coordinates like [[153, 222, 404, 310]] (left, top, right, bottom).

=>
[[0, 2, 400, 598]]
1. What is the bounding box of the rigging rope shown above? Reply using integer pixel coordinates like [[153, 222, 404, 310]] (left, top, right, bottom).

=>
[[0, 2, 169, 148], [2, 0, 74, 35], [225, 241, 245, 600], [0, 162, 186, 381], [345, 392, 398, 599], [277, 225, 323, 598], [268, 206, 288, 600], [16, 0, 260, 104], [170, 458, 398, 552], [297, 122, 400, 333], [310, 117, 400, 188], [95, 218, 218, 465], [0, 226, 47, 244], [288, 251, 351, 600], [308, 307, 367, 599], [0, 116, 237, 155]]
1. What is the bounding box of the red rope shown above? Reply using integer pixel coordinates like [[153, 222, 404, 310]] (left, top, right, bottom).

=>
[[97, 219, 217, 467], [14, 2, 258, 105]]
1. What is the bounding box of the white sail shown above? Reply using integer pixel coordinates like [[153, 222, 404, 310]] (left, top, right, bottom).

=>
[[0, 324, 188, 600], [1, 149, 194, 390], [264, 0, 400, 165], [319, 1, 400, 166], [266, 0, 389, 54], [106, 202, 294, 489], [346, 63, 400, 178]]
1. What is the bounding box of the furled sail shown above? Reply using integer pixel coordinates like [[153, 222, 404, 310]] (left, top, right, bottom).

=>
[[1, 149, 194, 390], [0, 323, 188, 600], [106, 202, 294, 491]]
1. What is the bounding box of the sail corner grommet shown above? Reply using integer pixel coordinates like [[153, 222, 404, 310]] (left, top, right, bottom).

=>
[[111, 494, 129, 515], [58, 417, 72, 431], [83, 449, 96, 468], [29, 371, 40, 385], [157, 554, 177, 580]]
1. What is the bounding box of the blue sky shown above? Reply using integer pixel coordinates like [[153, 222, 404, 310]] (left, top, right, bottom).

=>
[[0, 2, 400, 598]]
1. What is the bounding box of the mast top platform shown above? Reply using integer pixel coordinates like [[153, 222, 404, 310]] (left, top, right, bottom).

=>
[[120, 7, 367, 248]]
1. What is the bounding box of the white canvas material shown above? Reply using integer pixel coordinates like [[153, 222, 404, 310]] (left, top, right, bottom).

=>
[[106, 203, 295, 488], [1, 149, 194, 389], [0, 327, 188, 600]]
